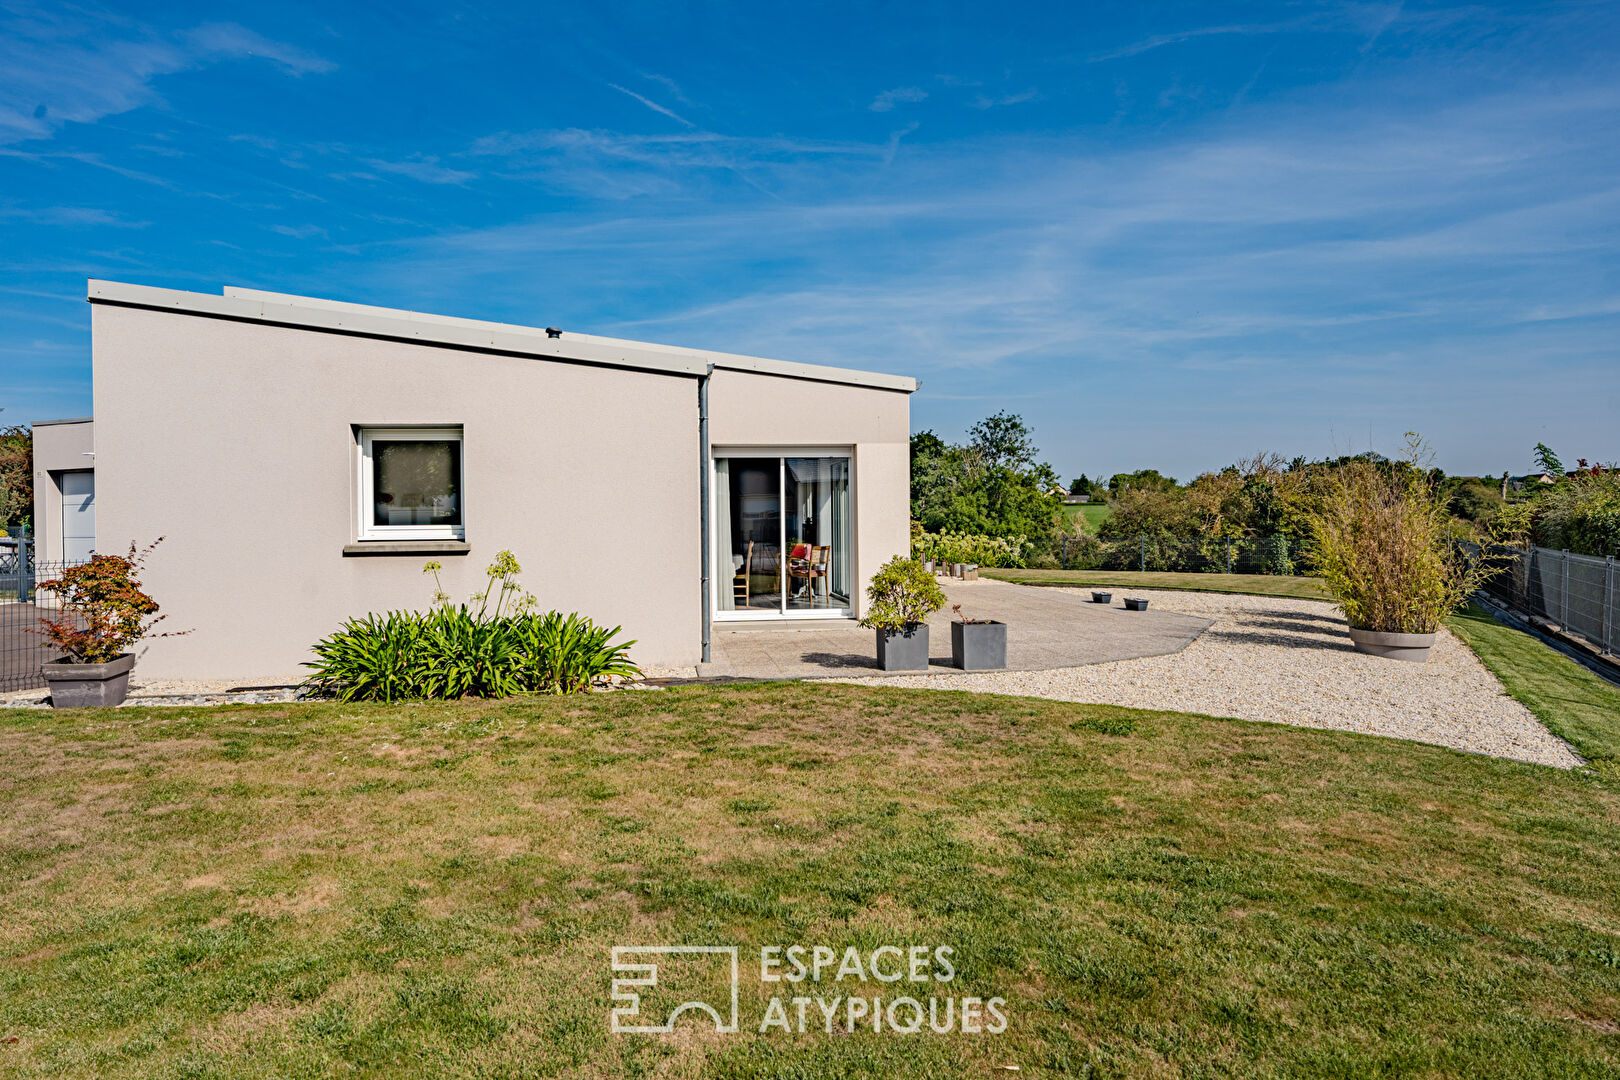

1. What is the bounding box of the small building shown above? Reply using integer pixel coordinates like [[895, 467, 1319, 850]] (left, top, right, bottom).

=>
[[30, 417, 96, 565], [36, 280, 916, 679]]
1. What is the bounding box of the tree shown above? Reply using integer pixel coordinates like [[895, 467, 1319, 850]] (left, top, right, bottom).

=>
[[0, 422, 31, 528], [909, 413, 1065, 555], [1534, 442, 1563, 476], [968, 411, 1037, 472], [1067, 475, 1104, 499], [1108, 469, 1177, 495]]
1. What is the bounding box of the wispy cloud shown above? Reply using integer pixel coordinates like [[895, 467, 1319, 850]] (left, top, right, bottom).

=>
[[180, 23, 334, 76], [607, 83, 694, 127], [870, 86, 927, 112], [0, 205, 148, 227], [269, 223, 328, 239], [1087, 5, 1404, 62], [355, 80, 1620, 473], [970, 88, 1041, 110], [362, 155, 476, 185], [639, 71, 693, 106], [0, 7, 334, 145]]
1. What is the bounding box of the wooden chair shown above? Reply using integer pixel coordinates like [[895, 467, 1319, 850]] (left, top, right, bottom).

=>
[[733, 541, 754, 607], [787, 544, 830, 603]]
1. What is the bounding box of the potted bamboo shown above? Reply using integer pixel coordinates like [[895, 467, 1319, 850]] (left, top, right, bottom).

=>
[[1307, 435, 1498, 662], [949, 603, 1006, 670], [35, 539, 185, 707], [860, 556, 947, 672]]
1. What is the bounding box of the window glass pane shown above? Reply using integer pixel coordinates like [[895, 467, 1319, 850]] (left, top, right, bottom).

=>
[[786, 457, 850, 612], [373, 440, 460, 526], [718, 457, 781, 611]]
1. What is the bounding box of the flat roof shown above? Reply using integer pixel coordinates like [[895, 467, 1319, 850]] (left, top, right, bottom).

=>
[[31, 416, 93, 427], [87, 280, 916, 393]]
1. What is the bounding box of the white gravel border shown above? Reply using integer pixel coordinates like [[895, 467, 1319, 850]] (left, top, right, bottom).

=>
[[835, 589, 1582, 769]]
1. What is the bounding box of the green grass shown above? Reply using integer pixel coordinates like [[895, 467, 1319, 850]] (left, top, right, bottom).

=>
[[983, 568, 1333, 599], [1058, 503, 1111, 533], [2, 685, 1618, 1077], [1447, 602, 1620, 782]]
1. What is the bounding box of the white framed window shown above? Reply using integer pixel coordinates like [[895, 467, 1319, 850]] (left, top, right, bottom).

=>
[[357, 426, 464, 541]]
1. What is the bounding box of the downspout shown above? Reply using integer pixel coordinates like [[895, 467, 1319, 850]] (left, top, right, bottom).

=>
[[699, 367, 712, 664]]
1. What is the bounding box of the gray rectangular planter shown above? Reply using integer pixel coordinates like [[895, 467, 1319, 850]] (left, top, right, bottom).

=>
[[42, 653, 135, 708], [875, 624, 930, 671], [951, 620, 1007, 670]]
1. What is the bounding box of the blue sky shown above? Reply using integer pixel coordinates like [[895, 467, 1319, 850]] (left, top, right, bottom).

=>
[[2, 1, 1617, 481]]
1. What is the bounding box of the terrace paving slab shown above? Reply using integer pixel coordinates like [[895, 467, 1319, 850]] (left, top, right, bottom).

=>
[[703, 578, 1212, 679]]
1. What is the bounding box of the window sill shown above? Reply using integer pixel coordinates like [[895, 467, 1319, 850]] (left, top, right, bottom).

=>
[[342, 540, 471, 557]]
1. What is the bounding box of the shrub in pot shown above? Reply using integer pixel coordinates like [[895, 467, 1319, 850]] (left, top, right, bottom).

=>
[[1307, 435, 1499, 662], [859, 556, 947, 671], [35, 539, 185, 707], [949, 603, 1006, 670]]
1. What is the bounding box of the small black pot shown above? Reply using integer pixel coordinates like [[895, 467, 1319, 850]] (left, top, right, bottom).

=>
[[1090, 591, 1113, 604], [41, 653, 136, 708], [875, 624, 930, 671], [1122, 598, 1150, 611]]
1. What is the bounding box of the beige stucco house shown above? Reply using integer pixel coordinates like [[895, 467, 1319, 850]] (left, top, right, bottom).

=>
[[34, 280, 914, 679]]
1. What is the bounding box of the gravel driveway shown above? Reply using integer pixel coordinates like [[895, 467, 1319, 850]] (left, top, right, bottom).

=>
[[836, 588, 1582, 769]]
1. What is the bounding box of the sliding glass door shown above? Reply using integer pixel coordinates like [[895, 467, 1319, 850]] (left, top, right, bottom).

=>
[[714, 451, 851, 619]]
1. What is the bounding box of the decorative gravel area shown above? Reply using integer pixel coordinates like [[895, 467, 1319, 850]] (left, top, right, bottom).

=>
[[835, 589, 1582, 769]]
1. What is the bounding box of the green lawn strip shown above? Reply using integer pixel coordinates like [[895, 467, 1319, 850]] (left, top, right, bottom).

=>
[[1447, 602, 1620, 782], [983, 568, 1332, 600], [1058, 504, 1111, 533], [0, 685, 1617, 1077]]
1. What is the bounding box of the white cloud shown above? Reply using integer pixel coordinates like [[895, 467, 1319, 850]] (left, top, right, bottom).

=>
[[362, 156, 476, 185], [607, 83, 694, 127], [970, 88, 1041, 110], [0, 6, 334, 145], [870, 86, 927, 112]]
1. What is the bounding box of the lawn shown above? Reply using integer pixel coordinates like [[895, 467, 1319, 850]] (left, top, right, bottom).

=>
[[983, 568, 1333, 600], [2, 684, 1618, 1077], [1059, 503, 1111, 533], [1447, 602, 1620, 782]]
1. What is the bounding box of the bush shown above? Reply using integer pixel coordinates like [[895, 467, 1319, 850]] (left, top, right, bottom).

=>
[[305, 552, 639, 701], [34, 539, 185, 663], [910, 523, 1031, 568], [1532, 471, 1620, 557], [858, 557, 947, 631], [1306, 438, 1496, 634]]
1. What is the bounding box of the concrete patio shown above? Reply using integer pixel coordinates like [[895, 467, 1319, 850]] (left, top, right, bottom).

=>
[[699, 577, 1212, 679]]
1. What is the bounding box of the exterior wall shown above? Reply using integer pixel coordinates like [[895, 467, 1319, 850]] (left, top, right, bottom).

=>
[[708, 368, 912, 619], [30, 418, 94, 564], [91, 304, 702, 679]]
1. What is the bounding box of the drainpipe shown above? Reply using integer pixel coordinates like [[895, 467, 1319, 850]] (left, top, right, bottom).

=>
[[699, 368, 712, 664]]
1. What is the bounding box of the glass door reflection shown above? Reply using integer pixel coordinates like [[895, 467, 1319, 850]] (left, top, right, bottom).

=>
[[716, 457, 782, 612], [714, 452, 851, 618]]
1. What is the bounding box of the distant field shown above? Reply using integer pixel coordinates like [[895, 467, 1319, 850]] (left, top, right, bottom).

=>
[[985, 568, 1332, 600], [1060, 502, 1111, 532]]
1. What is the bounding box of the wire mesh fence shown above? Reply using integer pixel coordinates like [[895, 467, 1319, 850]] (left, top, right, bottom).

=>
[[1, 527, 85, 693], [1473, 543, 1619, 657], [1057, 533, 1305, 575]]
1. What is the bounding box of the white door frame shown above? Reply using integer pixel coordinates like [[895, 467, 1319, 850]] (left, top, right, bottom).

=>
[[710, 446, 855, 622]]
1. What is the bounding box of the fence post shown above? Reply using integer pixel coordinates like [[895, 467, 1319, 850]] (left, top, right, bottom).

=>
[[1561, 550, 1570, 627], [1139, 535, 1146, 573], [1225, 537, 1232, 574], [1061, 538, 1069, 571], [1606, 555, 1615, 656], [18, 526, 32, 603]]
